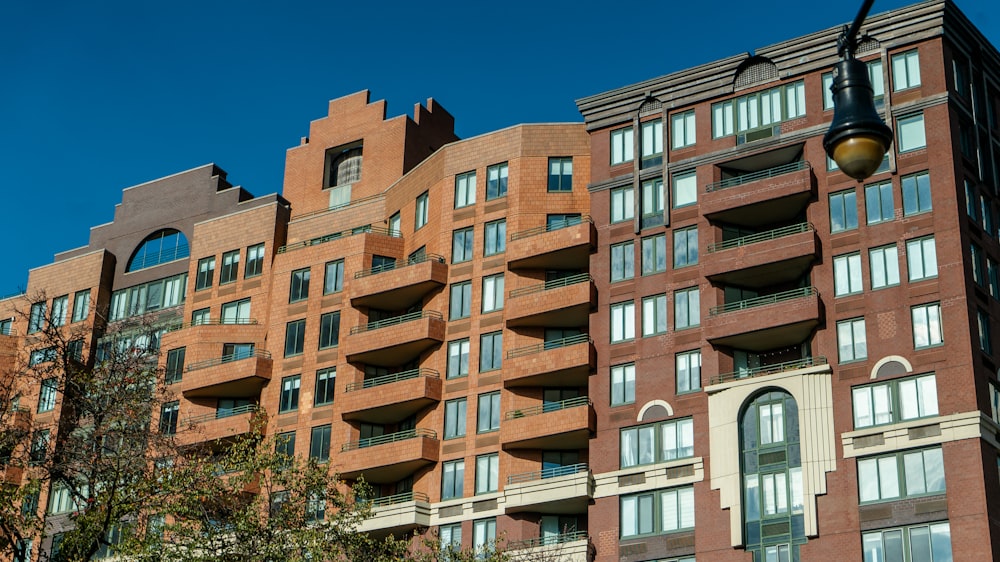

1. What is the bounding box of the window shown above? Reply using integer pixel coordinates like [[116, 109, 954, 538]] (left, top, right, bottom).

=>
[[891, 49, 921, 91], [641, 234, 667, 275], [486, 162, 508, 200], [477, 392, 501, 433], [29, 347, 55, 367], [440, 522, 462, 551], [902, 171, 932, 215], [834, 253, 863, 297], [838, 318, 867, 362], [28, 302, 45, 334], [444, 399, 467, 440], [480, 332, 502, 372], [830, 190, 858, 233], [641, 178, 664, 223], [441, 460, 465, 500], [671, 111, 696, 149], [611, 127, 634, 165], [219, 298, 249, 325], [897, 114, 927, 152], [196, 256, 215, 290], [219, 250, 240, 285], [676, 350, 701, 393], [455, 171, 476, 208], [863, 522, 952, 562], [309, 425, 331, 463], [906, 237, 938, 281], [448, 339, 470, 379], [912, 303, 943, 349], [473, 518, 497, 555], [245, 243, 264, 278], [324, 260, 344, 294], [858, 447, 945, 503], [853, 373, 938, 428], [276, 431, 296, 463], [222, 343, 254, 361], [870, 245, 900, 289], [50, 295, 67, 328], [990, 259, 1000, 299], [0, 318, 11, 336], [620, 418, 694, 467], [314, 368, 335, 406], [127, 229, 189, 272], [979, 309, 992, 354], [711, 80, 806, 138], [37, 378, 57, 413], [289, 268, 310, 302], [48, 483, 79, 514], [72, 289, 90, 322], [319, 312, 340, 349], [415, 191, 429, 230], [673, 227, 698, 268], [484, 219, 506, 256], [611, 363, 636, 406], [611, 186, 634, 224], [450, 281, 472, 320], [641, 118, 663, 167], [191, 307, 210, 326], [280, 375, 301, 413], [285, 319, 306, 357], [29, 430, 48, 464], [620, 486, 695, 537], [972, 244, 986, 287], [452, 228, 474, 263], [824, 60, 884, 109], [611, 301, 636, 343], [642, 294, 667, 336], [159, 401, 179, 435], [611, 241, 635, 282], [165, 347, 185, 384], [547, 213, 581, 230], [865, 180, 894, 224], [674, 287, 700, 330], [548, 157, 573, 191], [475, 453, 499, 494], [482, 274, 504, 313]]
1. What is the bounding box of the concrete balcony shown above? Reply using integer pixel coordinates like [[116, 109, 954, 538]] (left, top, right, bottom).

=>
[[345, 311, 445, 367], [505, 335, 595, 388], [507, 532, 593, 562], [175, 404, 264, 447], [702, 161, 814, 227], [502, 397, 595, 450], [705, 287, 822, 351], [341, 369, 442, 424], [504, 463, 594, 514], [350, 254, 448, 310], [181, 350, 272, 398], [338, 429, 439, 483], [704, 223, 818, 289], [508, 216, 596, 270], [357, 491, 432, 537], [506, 274, 596, 328]]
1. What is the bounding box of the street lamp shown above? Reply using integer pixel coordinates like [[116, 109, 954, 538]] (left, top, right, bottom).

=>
[[823, 0, 893, 181]]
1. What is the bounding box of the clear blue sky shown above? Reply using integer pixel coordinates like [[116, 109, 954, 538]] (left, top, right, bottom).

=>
[[1, 0, 997, 294]]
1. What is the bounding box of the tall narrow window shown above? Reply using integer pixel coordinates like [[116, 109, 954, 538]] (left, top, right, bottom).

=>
[[50, 295, 67, 328], [611, 241, 635, 282], [159, 402, 179, 436], [912, 303, 943, 349], [865, 181, 894, 224], [641, 234, 667, 275], [444, 399, 467, 440], [834, 253, 863, 296], [244, 243, 265, 278], [448, 339, 470, 379], [449, 281, 472, 320], [37, 378, 57, 413], [442, 460, 465, 500], [477, 392, 501, 433], [285, 319, 306, 357], [28, 302, 45, 334], [641, 178, 664, 226], [309, 425, 331, 463], [906, 236, 937, 281], [165, 347, 186, 384], [415, 192, 429, 230], [642, 294, 667, 336], [280, 375, 301, 413], [475, 453, 499, 494], [641, 118, 663, 167], [452, 228, 474, 263], [676, 350, 701, 393]]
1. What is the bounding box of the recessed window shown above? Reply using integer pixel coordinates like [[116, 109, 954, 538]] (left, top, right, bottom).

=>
[[245, 243, 265, 278], [475, 453, 499, 494], [834, 253, 863, 297], [285, 319, 306, 357], [289, 268, 310, 303], [165, 347, 185, 384], [676, 350, 701, 393], [72, 289, 90, 323], [912, 303, 943, 349], [37, 378, 57, 413], [50, 295, 67, 328], [318, 312, 340, 349], [449, 281, 472, 320], [191, 308, 210, 326], [480, 332, 502, 372], [837, 318, 867, 362], [863, 522, 952, 562], [641, 118, 663, 167], [830, 190, 858, 233], [891, 49, 921, 91], [486, 162, 508, 200], [901, 171, 932, 216], [671, 111, 696, 149], [452, 228, 474, 263], [672, 171, 698, 208], [897, 113, 927, 152], [127, 229, 189, 272], [673, 227, 698, 268], [159, 402, 179, 436], [415, 192, 429, 230], [195, 257, 215, 291], [611, 127, 634, 165], [323, 259, 343, 294], [642, 294, 667, 336], [865, 181, 894, 224], [906, 236, 937, 281], [852, 373, 938, 428], [314, 367, 336, 406], [442, 461, 464, 502], [309, 425, 331, 463], [447, 339, 470, 379], [611, 186, 635, 223], [611, 363, 636, 406], [279, 375, 301, 413], [641, 178, 664, 227], [221, 298, 250, 324], [323, 141, 362, 188], [548, 157, 573, 191], [482, 274, 504, 313], [444, 399, 467, 440], [484, 219, 506, 256], [454, 171, 476, 209], [219, 250, 240, 285], [711, 80, 805, 139], [611, 241, 635, 282], [621, 417, 694, 467], [28, 302, 45, 334], [674, 288, 700, 330], [477, 392, 501, 434], [641, 234, 666, 275], [869, 245, 900, 289], [611, 301, 635, 343], [620, 486, 694, 537]]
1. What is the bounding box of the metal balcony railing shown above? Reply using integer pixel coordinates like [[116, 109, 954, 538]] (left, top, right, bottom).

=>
[[507, 531, 589, 550], [340, 428, 438, 452], [508, 274, 592, 299], [186, 350, 271, 372], [349, 310, 443, 335], [165, 318, 259, 332], [506, 334, 591, 359], [506, 462, 589, 485], [354, 253, 446, 279], [364, 491, 430, 508], [711, 356, 829, 385], [705, 160, 810, 192], [344, 368, 440, 392], [276, 226, 400, 255], [510, 216, 592, 241], [706, 223, 814, 253], [504, 396, 591, 420], [708, 287, 818, 315], [182, 404, 260, 426], [128, 244, 190, 270]]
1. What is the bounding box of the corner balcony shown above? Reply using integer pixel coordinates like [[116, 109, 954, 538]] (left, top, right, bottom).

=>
[[508, 216, 596, 270], [702, 161, 814, 227], [705, 287, 822, 351], [344, 311, 445, 367], [357, 491, 432, 536], [507, 532, 593, 562], [175, 404, 263, 447], [338, 428, 440, 483], [501, 397, 595, 450], [504, 463, 594, 514], [709, 356, 829, 386], [350, 254, 448, 310], [504, 335, 595, 388], [181, 350, 272, 398], [506, 274, 596, 328], [704, 223, 818, 289], [341, 369, 442, 424]]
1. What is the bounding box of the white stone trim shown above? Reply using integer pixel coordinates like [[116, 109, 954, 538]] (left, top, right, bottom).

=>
[[637, 399, 674, 421], [869, 355, 913, 379]]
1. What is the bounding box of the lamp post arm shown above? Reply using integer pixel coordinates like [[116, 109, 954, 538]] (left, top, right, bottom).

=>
[[838, 0, 876, 59]]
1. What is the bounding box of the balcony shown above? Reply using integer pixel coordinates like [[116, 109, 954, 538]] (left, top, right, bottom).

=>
[[705, 287, 822, 351], [508, 216, 596, 270], [181, 350, 272, 398], [341, 369, 442, 424], [357, 491, 432, 536], [350, 254, 448, 310], [345, 311, 445, 367], [175, 404, 263, 447], [276, 225, 399, 255], [710, 356, 829, 385], [702, 161, 814, 227], [704, 223, 818, 288], [502, 397, 595, 450], [505, 335, 595, 387], [338, 428, 439, 483], [505, 463, 594, 514], [507, 532, 593, 562], [506, 274, 596, 328]]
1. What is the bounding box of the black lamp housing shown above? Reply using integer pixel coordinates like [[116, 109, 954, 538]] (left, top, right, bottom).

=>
[[823, 58, 893, 180]]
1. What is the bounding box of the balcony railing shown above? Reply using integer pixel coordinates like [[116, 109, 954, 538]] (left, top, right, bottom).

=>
[[506, 462, 589, 485], [706, 223, 814, 253], [709, 287, 818, 315], [344, 368, 440, 392], [504, 396, 591, 420], [507, 531, 589, 550], [508, 274, 592, 299], [705, 160, 811, 192], [510, 216, 593, 241], [364, 491, 430, 508], [340, 428, 437, 452], [354, 253, 446, 279], [507, 334, 591, 359], [276, 226, 399, 255], [186, 350, 271, 372], [165, 318, 259, 332], [711, 356, 829, 385], [182, 404, 260, 426], [128, 244, 190, 271], [349, 311, 443, 335]]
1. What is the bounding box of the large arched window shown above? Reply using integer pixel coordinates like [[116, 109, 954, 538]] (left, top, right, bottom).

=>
[[741, 389, 805, 561], [127, 229, 189, 272]]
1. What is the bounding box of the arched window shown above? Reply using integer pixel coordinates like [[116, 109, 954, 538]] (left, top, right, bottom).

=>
[[127, 229, 189, 272]]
